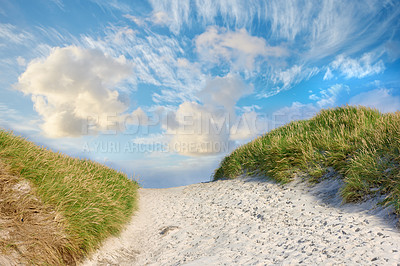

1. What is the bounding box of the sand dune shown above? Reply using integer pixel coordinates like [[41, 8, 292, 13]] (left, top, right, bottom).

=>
[[83, 177, 400, 265]]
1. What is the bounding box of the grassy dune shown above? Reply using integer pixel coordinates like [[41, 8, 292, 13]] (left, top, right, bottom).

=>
[[0, 130, 139, 264], [214, 106, 400, 214]]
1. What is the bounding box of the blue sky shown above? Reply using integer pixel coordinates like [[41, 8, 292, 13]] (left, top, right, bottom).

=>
[[1, 0, 400, 188]]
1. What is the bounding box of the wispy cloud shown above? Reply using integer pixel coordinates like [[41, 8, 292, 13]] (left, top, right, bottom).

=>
[[273, 65, 319, 90], [314, 84, 349, 108], [123, 14, 146, 26], [329, 53, 385, 79], [195, 26, 287, 71], [0, 23, 33, 44], [81, 25, 208, 104], [89, 0, 132, 13]]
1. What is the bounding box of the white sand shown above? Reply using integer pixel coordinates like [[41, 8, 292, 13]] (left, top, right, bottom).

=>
[[83, 177, 400, 265]]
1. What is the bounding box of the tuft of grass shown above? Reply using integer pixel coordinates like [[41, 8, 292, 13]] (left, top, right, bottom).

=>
[[214, 106, 400, 214], [0, 130, 139, 264]]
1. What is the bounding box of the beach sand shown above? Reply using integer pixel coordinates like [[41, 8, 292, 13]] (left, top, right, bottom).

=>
[[83, 177, 400, 265]]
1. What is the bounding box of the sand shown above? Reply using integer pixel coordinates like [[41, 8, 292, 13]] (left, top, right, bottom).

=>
[[83, 177, 400, 265]]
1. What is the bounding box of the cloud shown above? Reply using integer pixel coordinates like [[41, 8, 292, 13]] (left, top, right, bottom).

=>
[[89, 0, 132, 13], [15, 46, 138, 138], [82, 25, 205, 104], [198, 73, 253, 114], [123, 14, 145, 26], [330, 53, 385, 79], [349, 88, 400, 113], [314, 84, 349, 108], [0, 23, 33, 44], [147, 0, 399, 62], [323, 67, 334, 80], [165, 101, 232, 156], [229, 111, 269, 141], [275, 84, 350, 127], [163, 74, 254, 156], [195, 26, 287, 70], [16, 56, 26, 66], [0, 103, 40, 134], [151, 11, 172, 25], [273, 102, 319, 128], [268, 65, 319, 94]]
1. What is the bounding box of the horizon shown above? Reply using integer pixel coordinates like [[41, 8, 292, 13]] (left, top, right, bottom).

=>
[[1, 0, 400, 188]]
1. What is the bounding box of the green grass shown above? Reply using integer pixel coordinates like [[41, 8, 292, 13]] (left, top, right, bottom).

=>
[[0, 130, 139, 262], [214, 106, 400, 213]]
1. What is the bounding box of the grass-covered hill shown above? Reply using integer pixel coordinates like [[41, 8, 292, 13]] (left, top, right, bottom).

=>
[[0, 130, 139, 265], [214, 106, 400, 214]]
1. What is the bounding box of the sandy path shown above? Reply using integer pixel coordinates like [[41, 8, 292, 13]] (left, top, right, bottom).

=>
[[83, 177, 400, 265]]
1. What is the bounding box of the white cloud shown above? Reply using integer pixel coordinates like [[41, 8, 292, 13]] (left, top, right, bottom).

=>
[[273, 102, 318, 128], [349, 88, 400, 113], [147, 0, 399, 62], [274, 84, 349, 128], [323, 67, 334, 80], [82, 26, 205, 104], [0, 103, 40, 134], [89, 0, 132, 13], [132, 133, 168, 145], [163, 74, 254, 156], [271, 65, 319, 91], [195, 26, 287, 70], [331, 53, 385, 79], [198, 73, 253, 114], [0, 23, 33, 44], [147, 0, 191, 34], [229, 111, 269, 141], [315, 84, 348, 108], [16, 56, 26, 66], [15, 46, 137, 138], [307, 84, 349, 108], [50, 0, 65, 10], [151, 11, 172, 25], [123, 14, 145, 26], [166, 101, 232, 156]]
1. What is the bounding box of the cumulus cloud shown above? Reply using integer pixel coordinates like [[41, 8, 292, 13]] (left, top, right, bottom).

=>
[[166, 101, 232, 156], [15, 45, 146, 138], [195, 26, 287, 70], [349, 88, 400, 113], [198, 73, 253, 114], [330, 53, 385, 79], [229, 111, 269, 141], [162, 74, 256, 156]]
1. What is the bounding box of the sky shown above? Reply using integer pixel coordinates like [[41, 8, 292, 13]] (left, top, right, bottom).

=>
[[0, 0, 400, 188]]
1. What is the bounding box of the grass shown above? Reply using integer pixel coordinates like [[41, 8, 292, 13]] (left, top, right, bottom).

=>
[[0, 129, 139, 264], [214, 106, 400, 214]]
